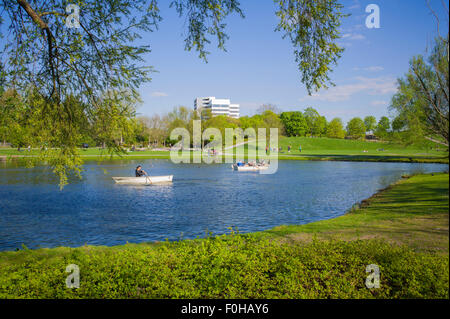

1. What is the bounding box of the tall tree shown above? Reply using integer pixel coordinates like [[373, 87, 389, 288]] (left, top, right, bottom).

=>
[[375, 116, 390, 139], [260, 110, 284, 132], [280, 111, 308, 137], [303, 107, 321, 136], [390, 36, 449, 147], [326, 117, 345, 139], [364, 116, 377, 134], [316, 115, 328, 137], [346, 117, 365, 139]]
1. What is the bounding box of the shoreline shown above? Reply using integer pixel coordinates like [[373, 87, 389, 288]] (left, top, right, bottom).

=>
[[1, 153, 448, 164]]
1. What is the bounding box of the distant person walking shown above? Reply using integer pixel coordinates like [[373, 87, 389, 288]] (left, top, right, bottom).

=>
[[298, 145, 302, 153], [288, 145, 291, 153]]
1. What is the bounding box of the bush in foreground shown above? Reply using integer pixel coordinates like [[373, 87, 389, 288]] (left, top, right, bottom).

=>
[[0, 234, 448, 299]]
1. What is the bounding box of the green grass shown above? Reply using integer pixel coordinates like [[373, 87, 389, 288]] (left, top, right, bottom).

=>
[[279, 136, 443, 155], [276, 137, 448, 163], [1, 137, 448, 163], [0, 173, 448, 298]]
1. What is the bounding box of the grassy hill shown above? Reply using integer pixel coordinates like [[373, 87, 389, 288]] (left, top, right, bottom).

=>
[[233, 136, 448, 163], [278, 136, 445, 156]]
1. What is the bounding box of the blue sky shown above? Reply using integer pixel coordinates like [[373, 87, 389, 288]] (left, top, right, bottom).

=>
[[137, 0, 448, 123]]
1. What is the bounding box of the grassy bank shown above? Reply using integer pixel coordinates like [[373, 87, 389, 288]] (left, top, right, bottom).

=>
[[0, 173, 448, 298], [1, 137, 448, 163]]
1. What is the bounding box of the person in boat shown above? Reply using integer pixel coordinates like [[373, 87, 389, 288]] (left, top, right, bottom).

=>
[[135, 165, 148, 177]]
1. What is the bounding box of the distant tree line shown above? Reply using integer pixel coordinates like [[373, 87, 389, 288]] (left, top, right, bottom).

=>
[[114, 106, 398, 147], [0, 86, 399, 151], [279, 108, 393, 140]]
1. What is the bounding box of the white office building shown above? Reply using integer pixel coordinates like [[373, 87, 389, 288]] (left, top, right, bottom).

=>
[[194, 97, 240, 119]]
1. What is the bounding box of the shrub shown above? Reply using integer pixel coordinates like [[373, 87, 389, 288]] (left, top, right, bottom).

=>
[[0, 236, 448, 299]]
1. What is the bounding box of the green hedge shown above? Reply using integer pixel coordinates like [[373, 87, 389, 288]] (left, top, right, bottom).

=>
[[0, 234, 448, 298]]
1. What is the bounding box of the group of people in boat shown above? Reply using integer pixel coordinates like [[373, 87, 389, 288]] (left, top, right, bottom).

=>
[[235, 159, 267, 167]]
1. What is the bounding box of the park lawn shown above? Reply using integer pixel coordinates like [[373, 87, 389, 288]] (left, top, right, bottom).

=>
[[276, 137, 448, 163], [1, 137, 448, 163], [215, 137, 448, 163], [278, 136, 444, 155], [0, 173, 448, 298]]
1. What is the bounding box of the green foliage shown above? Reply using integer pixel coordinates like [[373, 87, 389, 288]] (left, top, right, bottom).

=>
[[364, 116, 377, 133], [326, 117, 345, 139], [280, 111, 308, 137], [391, 116, 406, 132], [303, 107, 319, 136], [239, 115, 264, 132], [316, 116, 327, 137], [0, 236, 447, 298], [1, 0, 159, 103], [389, 36, 449, 147], [260, 110, 284, 132], [346, 117, 366, 139], [274, 0, 348, 93], [170, 0, 245, 61], [203, 115, 240, 144], [375, 116, 391, 139], [0, 89, 29, 148]]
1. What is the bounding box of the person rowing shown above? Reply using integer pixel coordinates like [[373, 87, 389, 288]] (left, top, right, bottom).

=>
[[135, 165, 148, 177]]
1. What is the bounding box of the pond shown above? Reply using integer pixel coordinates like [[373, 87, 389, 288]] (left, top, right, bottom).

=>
[[0, 159, 447, 251]]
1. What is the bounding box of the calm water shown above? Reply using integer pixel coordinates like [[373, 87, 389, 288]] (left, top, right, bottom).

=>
[[0, 159, 447, 251]]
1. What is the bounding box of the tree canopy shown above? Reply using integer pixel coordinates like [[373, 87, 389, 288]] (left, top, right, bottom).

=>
[[346, 117, 365, 139], [390, 36, 449, 147]]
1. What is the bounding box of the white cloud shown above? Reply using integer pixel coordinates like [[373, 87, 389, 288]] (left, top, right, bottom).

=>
[[299, 76, 397, 103], [348, 0, 360, 10], [151, 91, 168, 97], [342, 33, 365, 40], [353, 66, 384, 72], [371, 100, 388, 106]]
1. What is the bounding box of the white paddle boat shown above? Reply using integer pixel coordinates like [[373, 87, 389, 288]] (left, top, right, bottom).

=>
[[112, 175, 173, 185], [231, 164, 269, 171]]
